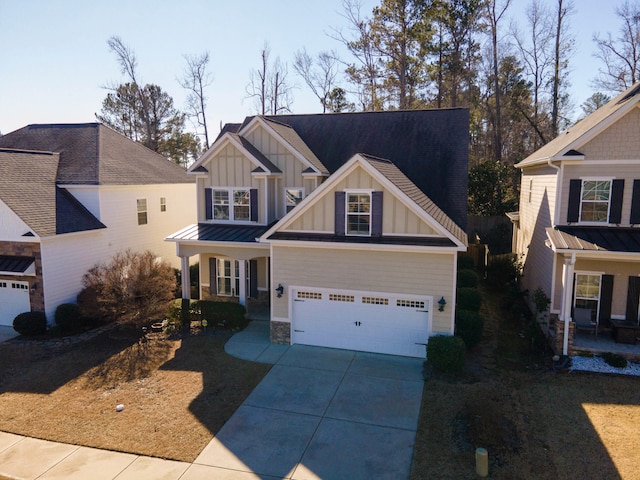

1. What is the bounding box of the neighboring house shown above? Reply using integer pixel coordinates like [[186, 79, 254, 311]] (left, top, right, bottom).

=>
[[167, 110, 469, 358], [511, 83, 640, 355], [0, 123, 195, 325]]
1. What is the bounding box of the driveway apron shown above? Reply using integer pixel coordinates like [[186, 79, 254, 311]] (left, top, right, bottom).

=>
[[196, 341, 425, 479]]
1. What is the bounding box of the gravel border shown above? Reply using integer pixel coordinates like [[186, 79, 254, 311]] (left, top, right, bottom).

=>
[[570, 355, 640, 376]]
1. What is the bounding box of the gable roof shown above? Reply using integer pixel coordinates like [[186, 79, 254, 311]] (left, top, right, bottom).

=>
[[517, 82, 640, 168], [0, 149, 105, 237], [0, 123, 194, 185], [229, 109, 469, 230], [261, 153, 467, 248]]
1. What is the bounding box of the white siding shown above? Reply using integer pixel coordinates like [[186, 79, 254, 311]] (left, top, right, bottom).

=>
[[0, 199, 36, 241]]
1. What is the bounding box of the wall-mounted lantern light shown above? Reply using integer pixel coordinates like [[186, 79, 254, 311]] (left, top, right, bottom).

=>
[[275, 284, 284, 298], [438, 296, 446, 312]]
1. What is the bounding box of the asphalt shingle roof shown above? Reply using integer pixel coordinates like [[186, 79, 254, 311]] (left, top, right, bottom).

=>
[[0, 123, 194, 185], [0, 149, 105, 236]]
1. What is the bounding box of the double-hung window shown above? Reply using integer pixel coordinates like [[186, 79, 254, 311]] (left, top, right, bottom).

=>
[[580, 180, 611, 223], [234, 190, 250, 220], [137, 198, 148, 225], [346, 192, 371, 235], [574, 273, 601, 321], [213, 190, 230, 220], [211, 188, 253, 221]]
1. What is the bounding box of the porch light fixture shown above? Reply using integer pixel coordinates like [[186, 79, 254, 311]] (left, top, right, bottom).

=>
[[275, 284, 284, 298], [438, 297, 446, 312]]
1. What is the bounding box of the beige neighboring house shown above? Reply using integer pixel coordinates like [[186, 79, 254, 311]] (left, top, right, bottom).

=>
[[511, 83, 640, 355], [167, 110, 469, 358], [0, 123, 195, 325]]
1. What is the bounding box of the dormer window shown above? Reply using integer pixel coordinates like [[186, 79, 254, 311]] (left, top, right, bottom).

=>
[[347, 192, 371, 235], [206, 187, 258, 222]]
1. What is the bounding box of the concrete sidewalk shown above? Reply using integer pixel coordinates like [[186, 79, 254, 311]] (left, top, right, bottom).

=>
[[0, 321, 425, 479]]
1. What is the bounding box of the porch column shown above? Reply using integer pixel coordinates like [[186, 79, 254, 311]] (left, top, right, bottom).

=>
[[560, 253, 576, 355], [180, 256, 191, 300], [238, 259, 247, 307]]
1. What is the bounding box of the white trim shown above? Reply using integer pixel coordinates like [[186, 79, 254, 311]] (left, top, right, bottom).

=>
[[188, 132, 276, 174], [267, 239, 465, 253], [284, 187, 305, 214], [345, 190, 372, 237], [577, 179, 613, 225], [209, 187, 253, 222]]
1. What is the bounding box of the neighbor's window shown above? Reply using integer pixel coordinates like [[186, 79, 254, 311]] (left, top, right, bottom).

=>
[[580, 180, 611, 222], [160, 197, 166, 212], [528, 179, 533, 203], [346, 192, 371, 235], [213, 190, 229, 220], [233, 190, 250, 221], [285, 188, 304, 213], [137, 198, 148, 225], [574, 273, 601, 320]]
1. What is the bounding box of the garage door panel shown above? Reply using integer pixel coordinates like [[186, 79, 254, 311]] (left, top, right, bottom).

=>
[[0, 281, 31, 327], [291, 287, 430, 358]]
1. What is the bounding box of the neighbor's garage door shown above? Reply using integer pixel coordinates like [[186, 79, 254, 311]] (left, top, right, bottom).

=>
[[0, 281, 30, 327], [291, 287, 431, 358]]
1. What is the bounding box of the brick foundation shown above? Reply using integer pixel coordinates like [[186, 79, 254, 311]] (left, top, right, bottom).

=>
[[0, 241, 44, 315], [270, 321, 290, 345]]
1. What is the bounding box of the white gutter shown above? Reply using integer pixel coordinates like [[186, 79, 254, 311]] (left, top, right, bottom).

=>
[[547, 157, 562, 226]]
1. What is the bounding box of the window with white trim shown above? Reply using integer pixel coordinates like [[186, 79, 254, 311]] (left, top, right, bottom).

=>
[[580, 180, 611, 222], [216, 259, 250, 297], [137, 198, 148, 225], [160, 197, 166, 212], [285, 188, 304, 213], [346, 192, 371, 235], [574, 273, 601, 321], [212, 188, 251, 221]]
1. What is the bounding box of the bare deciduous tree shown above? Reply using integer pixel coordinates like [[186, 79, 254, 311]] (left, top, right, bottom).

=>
[[293, 48, 341, 112], [180, 51, 213, 149], [246, 43, 293, 115]]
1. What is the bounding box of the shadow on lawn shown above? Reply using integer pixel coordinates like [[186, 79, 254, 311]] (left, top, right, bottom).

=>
[[0, 331, 141, 394], [160, 331, 270, 436]]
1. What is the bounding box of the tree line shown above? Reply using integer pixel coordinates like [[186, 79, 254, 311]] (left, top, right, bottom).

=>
[[98, 0, 640, 215]]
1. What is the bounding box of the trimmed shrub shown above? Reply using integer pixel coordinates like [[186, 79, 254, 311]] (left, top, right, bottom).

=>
[[457, 269, 480, 289], [13, 311, 47, 336], [457, 255, 475, 271], [601, 352, 627, 369], [485, 254, 521, 288], [457, 287, 483, 312], [55, 303, 84, 333], [193, 301, 248, 330], [427, 335, 466, 374], [455, 309, 484, 349]]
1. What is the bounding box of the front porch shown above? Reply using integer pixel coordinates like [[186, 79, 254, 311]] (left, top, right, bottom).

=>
[[573, 331, 640, 359]]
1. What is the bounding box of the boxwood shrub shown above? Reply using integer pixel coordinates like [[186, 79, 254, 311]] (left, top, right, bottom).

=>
[[457, 269, 480, 288], [455, 309, 484, 349], [13, 311, 47, 336], [456, 287, 483, 312], [55, 303, 84, 333], [193, 300, 248, 330], [426, 335, 466, 374]]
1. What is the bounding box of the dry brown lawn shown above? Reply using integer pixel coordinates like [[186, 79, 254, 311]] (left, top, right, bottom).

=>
[[0, 329, 270, 462], [411, 286, 640, 480]]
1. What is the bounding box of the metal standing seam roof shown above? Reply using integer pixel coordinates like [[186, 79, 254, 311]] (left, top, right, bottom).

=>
[[0, 255, 34, 273], [546, 226, 640, 253], [167, 223, 275, 243]]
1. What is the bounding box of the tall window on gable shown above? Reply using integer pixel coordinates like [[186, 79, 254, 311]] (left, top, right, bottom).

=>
[[346, 192, 371, 235], [285, 188, 304, 213], [137, 199, 148, 225], [160, 197, 166, 212], [213, 190, 230, 220], [580, 180, 611, 222]]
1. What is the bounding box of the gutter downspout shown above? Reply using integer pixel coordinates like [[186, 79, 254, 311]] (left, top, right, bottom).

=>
[[562, 252, 576, 356], [547, 157, 561, 227]]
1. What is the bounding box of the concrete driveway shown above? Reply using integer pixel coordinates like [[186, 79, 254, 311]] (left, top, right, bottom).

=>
[[198, 338, 425, 479]]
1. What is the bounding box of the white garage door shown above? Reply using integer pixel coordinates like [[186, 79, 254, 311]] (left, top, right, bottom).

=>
[[0, 281, 31, 327], [291, 287, 431, 358]]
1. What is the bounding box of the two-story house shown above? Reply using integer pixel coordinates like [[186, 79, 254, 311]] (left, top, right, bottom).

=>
[[512, 83, 640, 355], [167, 110, 469, 358], [0, 123, 195, 325]]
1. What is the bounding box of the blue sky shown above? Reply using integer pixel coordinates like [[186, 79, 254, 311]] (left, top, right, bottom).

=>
[[0, 0, 625, 138]]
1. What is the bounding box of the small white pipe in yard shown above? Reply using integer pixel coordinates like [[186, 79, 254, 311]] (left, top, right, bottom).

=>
[[476, 448, 488, 477]]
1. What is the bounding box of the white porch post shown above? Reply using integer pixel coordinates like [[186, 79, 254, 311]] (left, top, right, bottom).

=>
[[238, 259, 247, 306], [560, 253, 576, 355], [180, 256, 191, 300]]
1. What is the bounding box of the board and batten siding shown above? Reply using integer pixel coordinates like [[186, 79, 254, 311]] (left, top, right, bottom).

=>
[[271, 245, 456, 333], [284, 165, 439, 236], [558, 162, 640, 227], [0, 199, 35, 241], [518, 165, 558, 307]]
